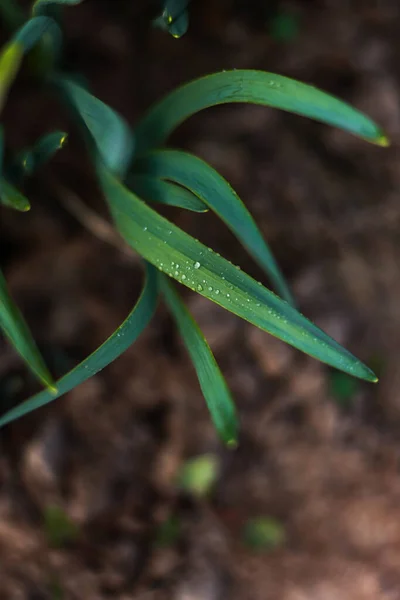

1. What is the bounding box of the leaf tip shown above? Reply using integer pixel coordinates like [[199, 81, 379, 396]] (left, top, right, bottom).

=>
[[376, 133, 390, 148]]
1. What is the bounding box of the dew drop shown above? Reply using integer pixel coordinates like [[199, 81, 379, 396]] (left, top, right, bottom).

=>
[[197, 284, 203, 292], [215, 289, 220, 295], [194, 261, 201, 269], [181, 274, 187, 281], [208, 286, 213, 292]]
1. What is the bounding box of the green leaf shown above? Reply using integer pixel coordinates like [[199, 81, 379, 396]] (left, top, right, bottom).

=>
[[135, 149, 293, 304], [0, 0, 26, 31], [243, 517, 286, 551], [98, 164, 377, 383], [160, 273, 238, 444], [56, 75, 134, 176], [0, 41, 23, 114], [0, 267, 54, 390], [0, 177, 31, 211], [0, 264, 158, 428], [128, 173, 207, 213], [32, 0, 84, 15], [13, 16, 59, 52], [134, 70, 388, 154], [178, 454, 219, 498], [15, 130, 67, 178]]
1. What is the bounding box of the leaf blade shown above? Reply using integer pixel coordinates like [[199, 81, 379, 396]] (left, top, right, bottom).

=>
[[135, 149, 293, 304], [0, 263, 158, 428], [134, 70, 388, 154], [98, 165, 377, 383], [160, 273, 238, 445], [0, 268, 54, 390], [0, 177, 31, 211], [56, 75, 134, 176]]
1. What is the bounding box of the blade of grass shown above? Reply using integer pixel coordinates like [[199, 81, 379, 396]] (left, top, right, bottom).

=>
[[32, 0, 84, 15], [135, 149, 293, 304], [0, 267, 54, 390], [0, 263, 158, 428], [128, 174, 207, 213], [134, 70, 388, 154], [160, 273, 238, 445], [98, 164, 377, 383], [13, 130, 67, 179]]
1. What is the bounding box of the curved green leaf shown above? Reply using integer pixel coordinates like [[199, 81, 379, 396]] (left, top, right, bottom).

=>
[[128, 173, 207, 213], [98, 164, 377, 383], [135, 149, 293, 304], [56, 75, 134, 176], [0, 263, 158, 428], [134, 70, 388, 154], [0, 267, 54, 390], [160, 273, 237, 445], [0, 177, 30, 211], [13, 16, 59, 52]]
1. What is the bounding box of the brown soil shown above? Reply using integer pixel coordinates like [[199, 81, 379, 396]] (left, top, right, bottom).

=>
[[2, 1, 400, 598]]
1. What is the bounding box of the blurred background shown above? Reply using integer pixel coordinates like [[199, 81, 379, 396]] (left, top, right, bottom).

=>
[[1, 0, 400, 598]]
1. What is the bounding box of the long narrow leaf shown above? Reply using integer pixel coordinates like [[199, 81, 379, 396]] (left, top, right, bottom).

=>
[[98, 164, 377, 383], [56, 75, 133, 176], [0, 263, 159, 428], [13, 16, 59, 52], [128, 173, 207, 213], [135, 149, 293, 304], [134, 70, 388, 154], [160, 273, 237, 445], [0, 268, 54, 390]]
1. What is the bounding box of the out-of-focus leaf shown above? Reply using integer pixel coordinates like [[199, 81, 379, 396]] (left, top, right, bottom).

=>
[[0, 0, 25, 31], [13, 15, 59, 52], [0, 264, 158, 428], [56, 75, 134, 176], [329, 370, 359, 409], [134, 70, 388, 154], [0, 177, 30, 211], [155, 515, 181, 547], [243, 517, 286, 551], [178, 454, 220, 497], [44, 505, 79, 548], [128, 173, 207, 212], [0, 268, 54, 390], [0, 42, 23, 114], [32, 0, 84, 15], [160, 273, 238, 444], [15, 130, 67, 178], [153, 0, 190, 38], [98, 164, 377, 383], [135, 149, 293, 304]]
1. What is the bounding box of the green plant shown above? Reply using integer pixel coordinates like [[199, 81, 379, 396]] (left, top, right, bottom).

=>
[[0, 0, 388, 443]]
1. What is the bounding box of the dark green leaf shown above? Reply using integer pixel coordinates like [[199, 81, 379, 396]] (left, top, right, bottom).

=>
[[154, 0, 190, 38], [0, 267, 54, 390], [135, 149, 293, 304], [98, 165, 377, 383], [56, 75, 134, 176], [134, 70, 388, 154], [0, 264, 158, 428], [128, 173, 207, 212], [160, 273, 238, 444]]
